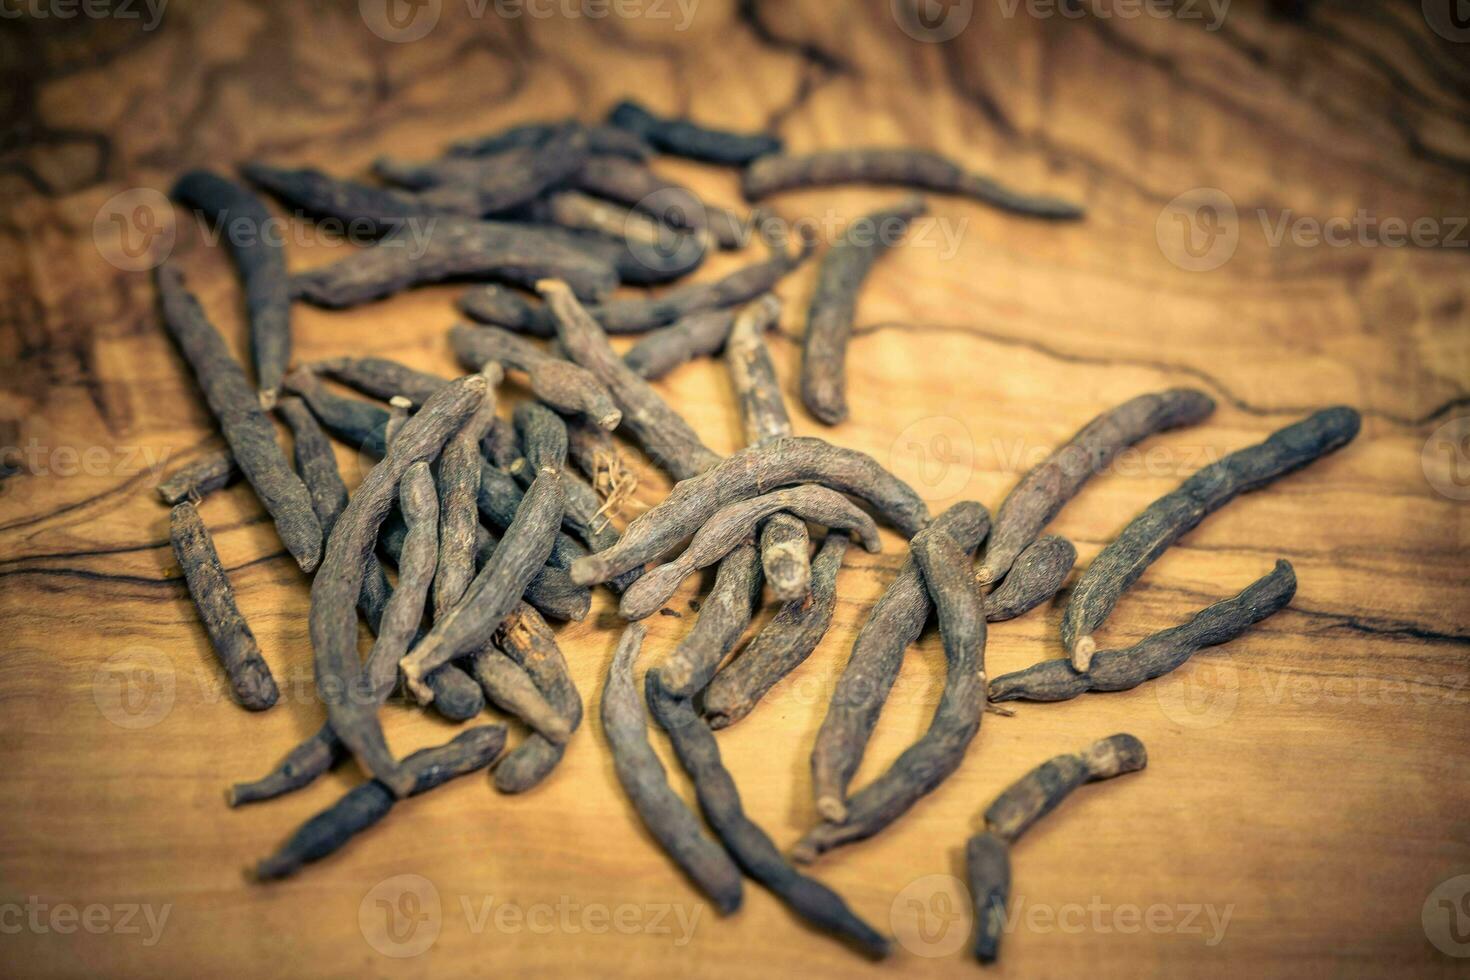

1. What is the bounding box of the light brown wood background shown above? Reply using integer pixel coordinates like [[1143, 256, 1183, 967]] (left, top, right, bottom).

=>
[[2, 0, 1468, 975]]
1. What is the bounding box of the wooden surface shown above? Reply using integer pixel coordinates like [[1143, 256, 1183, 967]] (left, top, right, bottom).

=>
[[3, 1, 1469, 976]]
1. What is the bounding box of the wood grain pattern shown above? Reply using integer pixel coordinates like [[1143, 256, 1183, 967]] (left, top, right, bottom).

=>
[[2, 0, 1468, 975]]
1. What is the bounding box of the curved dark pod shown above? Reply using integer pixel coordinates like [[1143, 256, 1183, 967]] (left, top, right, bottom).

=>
[[308, 357, 448, 408], [657, 540, 763, 699], [156, 449, 239, 506], [571, 436, 930, 588], [802, 196, 926, 425], [618, 485, 881, 621], [172, 169, 292, 406], [606, 99, 783, 165], [254, 726, 506, 881], [312, 373, 488, 798], [809, 500, 988, 822], [400, 469, 565, 701], [290, 219, 618, 309], [434, 365, 504, 619], [646, 672, 892, 958], [469, 644, 570, 743], [156, 266, 323, 573], [742, 148, 1084, 220], [702, 534, 848, 729], [977, 388, 1216, 588], [984, 534, 1076, 623], [276, 396, 349, 536], [623, 309, 738, 380], [449, 118, 652, 160], [540, 279, 721, 481], [793, 524, 986, 862], [493, 604, 582, 793], [992, 559, 1297, 703], [169, 502, 278, 711], [451, 323, 622, 429], [965, 734, 1147, 963], [602, 625, 744, 914], [1061, 407, 1358, 668], [240, 162, 434, 235]]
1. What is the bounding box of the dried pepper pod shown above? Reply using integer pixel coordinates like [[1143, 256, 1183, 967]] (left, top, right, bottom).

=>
[[308, 356, 448, 408], [469, 644, 571, 743], [701, 534, 848, 728], [172, 169, 292, 407], [984, 534, 1076, 623], [400, 468, 565, 701], [290, 219, 618, 309], [312, 373, 488, 799], [809, 501, 989, 822], [1061, 407, 1358, 668], [276, 396, 349, 536], [802, 196, 926, 425], [492, 603, 582, 793], [606, 99, 783, 165], [976, 388, 1216, 588], [792, 523, 986, 863], [241, 162, 435, 236], [433, 365, 504, 619], [623, 309, 738, 380], [742, 147, 1084, 219], [449, 118, 652, 160], [156, 265, 323, 572], [540, 278, 721, 481], [374, 124, 589, 216], [602, 625, 744, 914], [618, 485, 881, 621], [156, 449, 240, 505], [573, 154, 727, 246], [991, 559, 1297, 703], [572, 436, 929, 588], [254, 725, 506, 880], [657, 540, 763, 699], [450, 323, 622, 429], [169, 501, 278, 711], [645, 672, 892, 958], [965, 734, 1147, 962]]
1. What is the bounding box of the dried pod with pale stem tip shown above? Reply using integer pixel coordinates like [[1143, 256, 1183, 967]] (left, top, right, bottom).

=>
[[492, 603, 582, 793], [570, 436, 930, 588], [701, 534, 848, 728], [991, 560, 1297, 703], [449, 322, 622, 430], [156, 265, 323, 572], [617, 485, 881, 621], [792, 522, 987, 863], [966, 734, 1147, 963], [156, 449, 239, 506], [809, 501, 989, 823], [976, 388, 1216, 589], [539, 278, 721, 481], [1061, 407, 1358, 670], [172, 169, 292, 408], [311, 373, 488, 799]]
